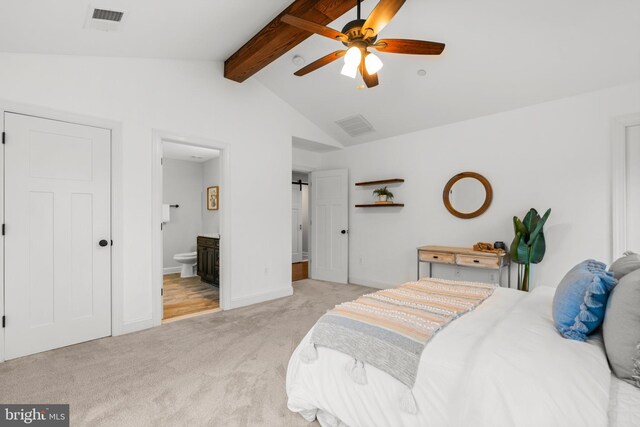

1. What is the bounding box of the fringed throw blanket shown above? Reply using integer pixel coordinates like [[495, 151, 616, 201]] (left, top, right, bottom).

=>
[[300, 278, 496, 413]]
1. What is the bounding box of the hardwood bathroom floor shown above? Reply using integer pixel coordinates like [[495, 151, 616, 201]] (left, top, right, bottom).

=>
[[292, 260, 308, 282], [163, 273, 220, 321]]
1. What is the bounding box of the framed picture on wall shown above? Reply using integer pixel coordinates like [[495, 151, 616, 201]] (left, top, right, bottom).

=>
[[207, 186, 219, 211]]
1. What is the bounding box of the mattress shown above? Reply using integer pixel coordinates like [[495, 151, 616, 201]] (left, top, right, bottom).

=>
[[287, 286, 614, 427]]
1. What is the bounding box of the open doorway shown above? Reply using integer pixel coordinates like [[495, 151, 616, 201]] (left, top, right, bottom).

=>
[[292, 171, 310, 281], [161, 141, 221, 322]]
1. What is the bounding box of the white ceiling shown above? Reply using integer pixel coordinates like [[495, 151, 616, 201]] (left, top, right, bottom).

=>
[[163, 141, 219, 163], [1, 0, 639, 146], [0, 0, 292, 60], [256, 0, 640, 145]]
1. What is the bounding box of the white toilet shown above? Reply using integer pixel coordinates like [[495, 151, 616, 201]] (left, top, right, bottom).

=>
[[174, 251, 197, 278]]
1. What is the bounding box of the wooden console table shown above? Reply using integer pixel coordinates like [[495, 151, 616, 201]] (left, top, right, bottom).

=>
[[417, 246, 511, 288]]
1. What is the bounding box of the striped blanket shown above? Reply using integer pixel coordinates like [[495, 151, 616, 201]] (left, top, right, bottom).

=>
[[300, 278, 495, 412]]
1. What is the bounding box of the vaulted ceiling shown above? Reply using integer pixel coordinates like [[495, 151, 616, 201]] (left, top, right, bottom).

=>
[[255, 0, 640, 145], [1, 0, 639, 146]]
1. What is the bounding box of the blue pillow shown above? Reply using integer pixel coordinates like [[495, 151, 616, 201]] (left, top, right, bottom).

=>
[[552, 260, 618, 341]]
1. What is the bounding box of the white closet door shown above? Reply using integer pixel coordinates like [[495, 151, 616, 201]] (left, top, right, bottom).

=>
[[292, 184, 303, 263], [310, 169, 349, 283], [4, 113, 111, 360]]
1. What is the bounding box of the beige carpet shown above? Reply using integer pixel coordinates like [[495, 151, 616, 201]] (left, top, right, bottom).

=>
[[0, 280, 370, 427]]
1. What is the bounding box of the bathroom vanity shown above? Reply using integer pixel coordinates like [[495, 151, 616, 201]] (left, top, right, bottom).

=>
[[197, 235, 220, 287]]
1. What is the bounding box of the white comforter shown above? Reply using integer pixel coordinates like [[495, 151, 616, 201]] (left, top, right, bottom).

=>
[[287, 286, 612, 427]]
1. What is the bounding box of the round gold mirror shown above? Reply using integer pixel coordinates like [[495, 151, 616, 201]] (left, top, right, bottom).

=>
[[443, 172, 493, 219]]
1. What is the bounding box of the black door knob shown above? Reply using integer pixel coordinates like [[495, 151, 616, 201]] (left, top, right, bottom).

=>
[[341, 230, 347, 234], [99, 240, 109, 247]]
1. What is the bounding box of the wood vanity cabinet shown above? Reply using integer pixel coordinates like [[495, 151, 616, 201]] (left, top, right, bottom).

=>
[[197, 236, 219, 287]]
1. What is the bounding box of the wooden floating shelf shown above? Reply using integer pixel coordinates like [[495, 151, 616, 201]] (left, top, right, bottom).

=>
[[355, 203, 405, 208], [355, 178, 405, 186]]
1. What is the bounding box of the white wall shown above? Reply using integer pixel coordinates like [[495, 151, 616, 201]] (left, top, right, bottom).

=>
[[0, 53, 339, 332], [202, 157, 221, 235], [162, 159, 203, 271], [627, 125, 640, 251], [320, 83, 640, 290], [292, 172, 309, 254], [292, 147, 322, 172]]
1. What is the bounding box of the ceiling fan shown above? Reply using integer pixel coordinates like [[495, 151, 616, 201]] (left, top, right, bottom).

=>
[[281, 0, 445, 88]]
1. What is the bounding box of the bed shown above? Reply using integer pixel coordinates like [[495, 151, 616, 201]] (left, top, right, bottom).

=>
[[286, 285, 640, 427]]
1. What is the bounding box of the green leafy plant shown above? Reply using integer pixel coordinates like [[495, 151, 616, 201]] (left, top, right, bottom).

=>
[[372, 186, 394, 200], [510, 208, 551, 292]]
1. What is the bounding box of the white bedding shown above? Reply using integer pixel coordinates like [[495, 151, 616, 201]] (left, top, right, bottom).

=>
[[287, 286, 614, 427], [609, 376, 640, 427]]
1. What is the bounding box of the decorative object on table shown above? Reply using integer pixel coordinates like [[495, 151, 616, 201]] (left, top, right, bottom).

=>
[[603, 264, 640, 388], [552, 260, 617, 341], [373, 186, 394, 204], [442, 172, 493, 219], [207, 186, 219, 211], [472, 242, 505, 254], [510, 208, 551, 292], [493, 241, 506, 251]]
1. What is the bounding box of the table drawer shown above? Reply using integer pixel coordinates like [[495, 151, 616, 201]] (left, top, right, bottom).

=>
[[456, 254, 499, 269], [419, 251, 455, 264]]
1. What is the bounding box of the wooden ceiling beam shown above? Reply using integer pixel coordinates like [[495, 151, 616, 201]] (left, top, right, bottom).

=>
[[224, 0, 361, 83]]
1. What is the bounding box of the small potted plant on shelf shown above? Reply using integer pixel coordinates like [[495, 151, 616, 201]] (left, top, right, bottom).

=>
[[373, 186, 394, 204]]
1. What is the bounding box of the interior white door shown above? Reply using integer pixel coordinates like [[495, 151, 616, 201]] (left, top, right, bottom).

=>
[[292, 184, 303, 263], [4, 113, 111, 360], [310, 169, 348, 283]]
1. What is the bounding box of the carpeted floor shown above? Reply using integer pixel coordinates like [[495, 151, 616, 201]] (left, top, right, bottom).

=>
[[0, 280, 370, 427]]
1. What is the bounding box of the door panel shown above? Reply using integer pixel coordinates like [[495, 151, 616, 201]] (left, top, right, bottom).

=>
[[70, 193, 95, 319], [292, 209, 302, 262], [292, 184, 303, 263], [4, 113, 111, 360], [310, 169, 348, 283]]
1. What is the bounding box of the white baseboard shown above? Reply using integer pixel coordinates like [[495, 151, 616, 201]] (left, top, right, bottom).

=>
[[230, 286, 293, 309], [163, 266, 181, 275], [115, 317, 156, 336], [348, 276, 395, 290]]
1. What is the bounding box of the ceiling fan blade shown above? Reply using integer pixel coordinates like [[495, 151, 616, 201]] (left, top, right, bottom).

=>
[[294, 50, 346, 76], [374, 39, 445, 55], [281, 15, 348, 42], [361, 0, 406, 38], [359, 59, 379, 88]]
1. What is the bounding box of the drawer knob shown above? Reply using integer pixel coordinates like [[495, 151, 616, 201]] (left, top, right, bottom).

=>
[[433, 256, 439, 259], [473, 259, 480, 263]]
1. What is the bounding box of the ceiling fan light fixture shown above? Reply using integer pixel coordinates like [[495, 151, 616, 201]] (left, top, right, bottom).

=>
[[282, 0, 445, 88], [365, 52, 383, 74], [344, 46, 362, 66], [341, 63, 358, 79]]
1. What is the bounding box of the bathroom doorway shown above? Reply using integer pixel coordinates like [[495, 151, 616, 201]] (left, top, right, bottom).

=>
[[152, 133, 228, 324], [292, 171, 310, 282]]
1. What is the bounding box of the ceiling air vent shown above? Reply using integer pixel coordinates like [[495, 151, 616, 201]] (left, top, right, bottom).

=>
[[335, 114, 375, 137], [92, 8, 124, 22], [84, 6, 126, 32]]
